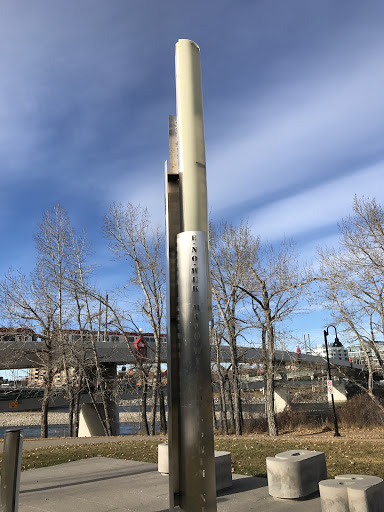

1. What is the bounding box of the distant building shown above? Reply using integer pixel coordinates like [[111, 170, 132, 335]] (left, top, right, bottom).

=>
[[28, 367, 76, 387], [348, 341, 384, 366], [309, 343, 349, 362], [0, 328, 37, 342]]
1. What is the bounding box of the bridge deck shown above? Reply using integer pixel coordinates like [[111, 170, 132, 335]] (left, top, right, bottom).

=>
[[0, 341, 364, 376]]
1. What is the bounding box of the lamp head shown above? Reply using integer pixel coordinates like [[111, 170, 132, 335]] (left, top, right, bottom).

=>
[[333, 335, 343, 348]]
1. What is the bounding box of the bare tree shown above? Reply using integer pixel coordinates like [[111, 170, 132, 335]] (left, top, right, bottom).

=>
[[211, 316, 229, 434], [69, 233, 116, 436], [240, 239, 314, 437], [319, 196, 384, 401], [33, 204, 86, 436], [209, 221, 256, 436], [104, 202, 167, 435], [0, 204, 107, 437], [95, 301, 153, 436], [0, 267, 57, 437]]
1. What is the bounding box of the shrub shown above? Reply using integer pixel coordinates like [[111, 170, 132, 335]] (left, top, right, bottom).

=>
[[242, 416, 268, 434], [337, 393, 384, 428]]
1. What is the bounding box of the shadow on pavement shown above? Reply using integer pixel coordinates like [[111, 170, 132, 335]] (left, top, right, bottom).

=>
[[20, 465, 157, 494], [218, 476, 268, 497]]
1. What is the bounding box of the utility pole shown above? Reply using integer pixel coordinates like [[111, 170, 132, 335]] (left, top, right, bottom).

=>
[[104, 293, 108, 342], [98, 297, 102, 342]]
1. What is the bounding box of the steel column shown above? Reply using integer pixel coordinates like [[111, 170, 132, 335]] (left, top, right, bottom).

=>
[[1, 428, 23, 512]]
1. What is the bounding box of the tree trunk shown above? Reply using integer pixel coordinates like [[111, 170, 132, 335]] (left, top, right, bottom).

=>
[[68, 393, 74, 437], [150, 386, 158, 435], [150, 332, 167, 434], [74, 387, 81, 437], [264, 304, 278, 437], [265, 361, 277, 436], [40, 346, 53, 438], [367, 364, 374, 394], [141, 380, 149, 435], [40, 386, 50, 438], [228, 340, 242, 435], [102, 384, 113, 436], [225, 377, 235, 432], [159, 386, 167, 434], [219, 372, 229, 434], [212, 391, 218, 430]]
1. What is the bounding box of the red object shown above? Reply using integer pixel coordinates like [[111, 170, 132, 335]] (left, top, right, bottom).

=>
[[134, 335, 147, 359], [296, 347, 301, 355]]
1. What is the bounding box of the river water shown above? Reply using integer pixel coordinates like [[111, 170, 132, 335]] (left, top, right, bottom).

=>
[[0, 422, 144, 439], [0, 402, 331, 439]]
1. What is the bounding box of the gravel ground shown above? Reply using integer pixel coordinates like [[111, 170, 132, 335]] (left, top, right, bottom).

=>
[[0, 411, 141, 427]]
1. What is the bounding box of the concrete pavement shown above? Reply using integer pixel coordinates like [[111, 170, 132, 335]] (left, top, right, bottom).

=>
[[18, 457, 322, 512]]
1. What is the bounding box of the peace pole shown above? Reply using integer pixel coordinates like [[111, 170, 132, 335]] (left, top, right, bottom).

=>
[[165, 39, 217, 512]]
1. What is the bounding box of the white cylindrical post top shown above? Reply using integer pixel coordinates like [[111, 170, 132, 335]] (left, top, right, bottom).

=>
[[175, 38, 208, 235]]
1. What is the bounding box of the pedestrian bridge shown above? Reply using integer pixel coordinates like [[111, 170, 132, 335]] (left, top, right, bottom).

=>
[[0, 340, 364, 379]]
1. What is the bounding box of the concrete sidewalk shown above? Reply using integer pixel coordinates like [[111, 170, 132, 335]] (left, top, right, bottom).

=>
[[18, 457, 322, 512]]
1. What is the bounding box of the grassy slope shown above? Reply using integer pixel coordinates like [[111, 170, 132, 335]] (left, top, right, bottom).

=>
[[1, 433, 383, 479]]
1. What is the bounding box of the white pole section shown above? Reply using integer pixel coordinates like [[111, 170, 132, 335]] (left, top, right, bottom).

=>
[[175, 39, 208, 235]]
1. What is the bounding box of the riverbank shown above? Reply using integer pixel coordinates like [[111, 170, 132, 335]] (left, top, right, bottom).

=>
[[0, 410, 142, 427]]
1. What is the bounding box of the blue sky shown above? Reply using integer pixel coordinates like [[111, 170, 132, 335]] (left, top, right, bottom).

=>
[[1, 0, 384, 352]]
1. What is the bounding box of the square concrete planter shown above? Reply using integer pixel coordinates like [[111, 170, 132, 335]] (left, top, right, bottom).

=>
[[319, 474, 384, 512], [266, 449, 327, 499], [158, 444, 232, 491]]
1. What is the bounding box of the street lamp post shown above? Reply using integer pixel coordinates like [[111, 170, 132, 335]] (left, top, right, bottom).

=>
[[323, 325, 342, 437]]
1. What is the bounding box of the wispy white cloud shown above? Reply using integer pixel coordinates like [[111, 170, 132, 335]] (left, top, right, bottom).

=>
[[1, 1, 384, 348], [206, 27, 384, 215], [247, 160, 384, 241], [105, 158, 166, 226], [0, 1, 163, 182]]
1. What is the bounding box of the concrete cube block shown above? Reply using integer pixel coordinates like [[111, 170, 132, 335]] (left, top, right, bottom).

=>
[[319, 478, 349, 512], [266, 449, 327, 499], [319, 474, 384, 512], [214, 451, 232, 491], [158, 443, 169, 475], [157, 444, 232, 491]]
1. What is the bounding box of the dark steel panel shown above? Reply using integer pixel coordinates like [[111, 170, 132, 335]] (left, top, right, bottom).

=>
[[165, 130, 181, 508], [1, 428, 23, 512]]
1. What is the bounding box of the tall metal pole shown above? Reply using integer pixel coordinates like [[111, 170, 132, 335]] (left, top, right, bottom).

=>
[[323, 328, 341, 437], [166, 39, 217, 512], [1, 428, 23, 512]]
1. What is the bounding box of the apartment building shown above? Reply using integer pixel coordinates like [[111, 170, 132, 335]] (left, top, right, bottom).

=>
[[309, 343, 349, 361], [0, 327, 37, 342]]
